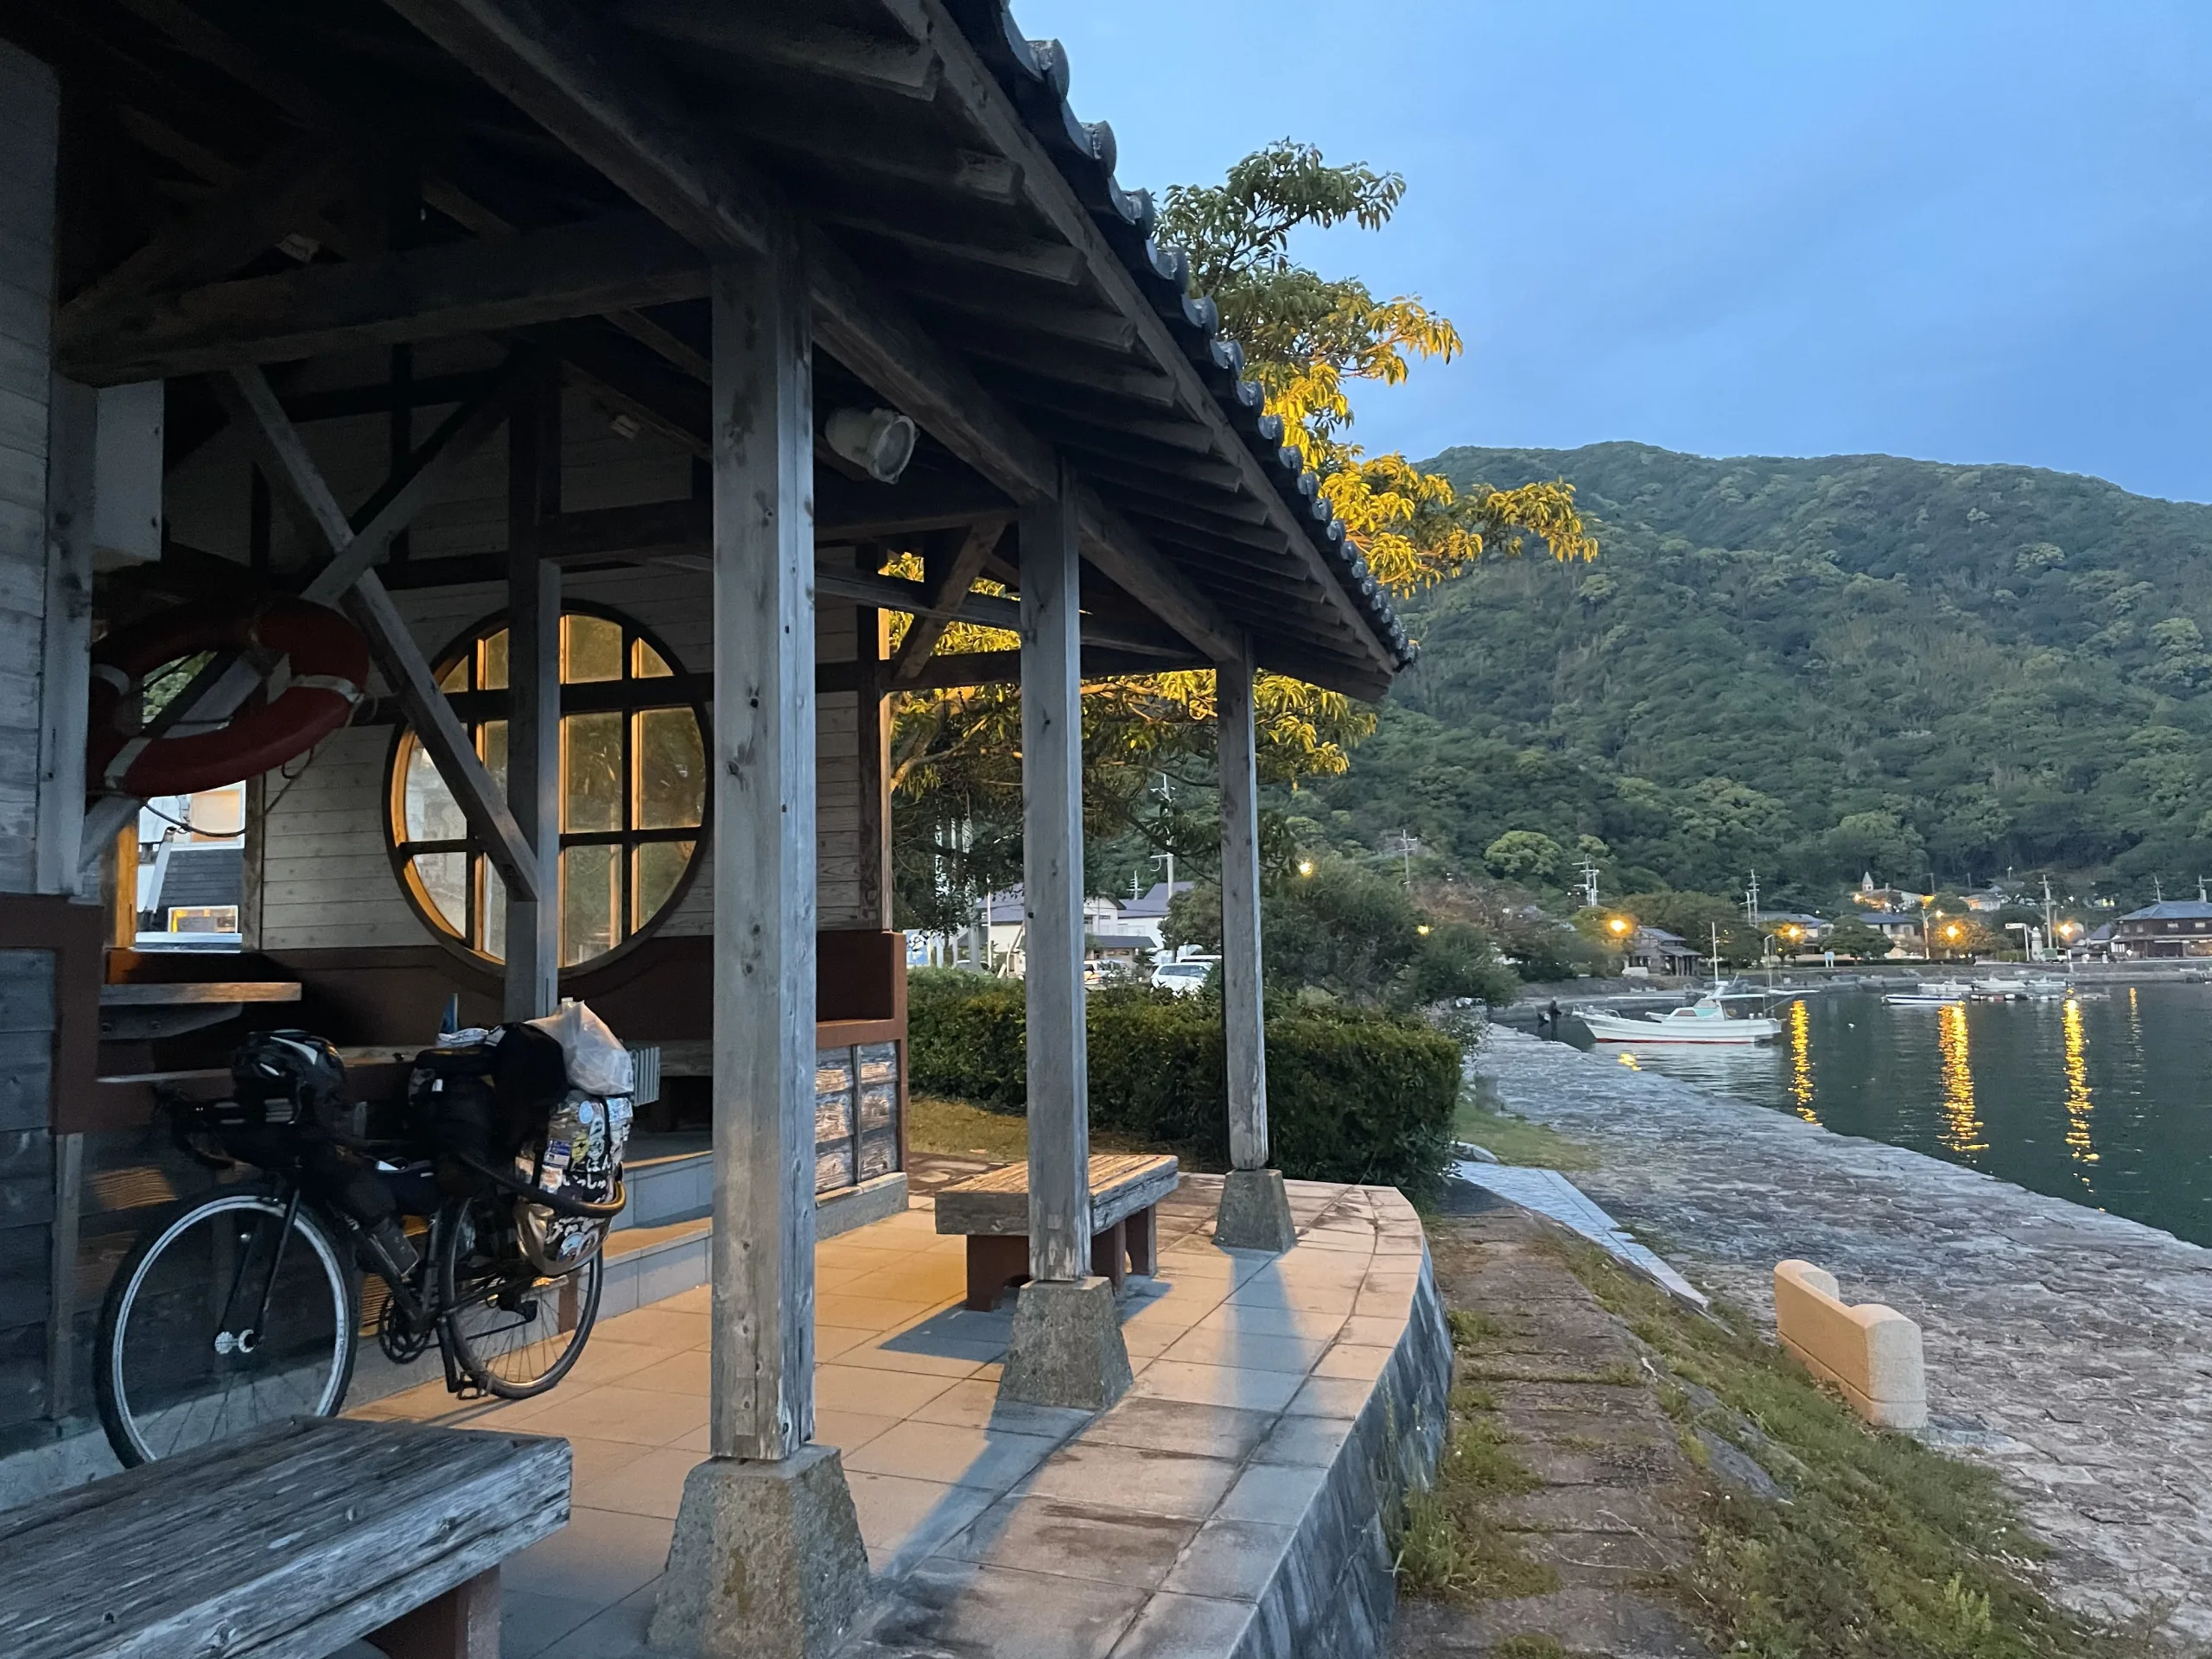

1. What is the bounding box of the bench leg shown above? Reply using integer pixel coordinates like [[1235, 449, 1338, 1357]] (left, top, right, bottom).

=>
[[365, 1567, 500, 1659], [1126, 1204, 1157, 1278], [1089, 1217, 1128, 1294], [966, 1234, 1030, 1311]]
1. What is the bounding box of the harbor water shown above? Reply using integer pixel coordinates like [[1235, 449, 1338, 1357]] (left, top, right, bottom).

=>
[[1568, 982, 2212, 1248]]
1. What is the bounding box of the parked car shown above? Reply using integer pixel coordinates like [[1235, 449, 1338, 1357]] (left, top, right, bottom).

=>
[[1084, 958, 1135, 988], [1151, 958, 1217, 995]]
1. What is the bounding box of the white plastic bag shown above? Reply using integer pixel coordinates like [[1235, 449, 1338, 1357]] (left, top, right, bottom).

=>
[[527, 999, 633, 1096]]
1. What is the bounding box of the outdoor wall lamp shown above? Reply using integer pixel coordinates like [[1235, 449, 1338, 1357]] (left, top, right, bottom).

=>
[[824, 406, 918, 483]]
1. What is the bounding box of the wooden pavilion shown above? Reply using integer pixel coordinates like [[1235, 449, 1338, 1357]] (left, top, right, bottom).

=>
[[0, 0, 1409, 1643]]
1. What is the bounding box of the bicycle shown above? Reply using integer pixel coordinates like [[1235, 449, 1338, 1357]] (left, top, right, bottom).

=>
[[95, 1067, 626, 1468]]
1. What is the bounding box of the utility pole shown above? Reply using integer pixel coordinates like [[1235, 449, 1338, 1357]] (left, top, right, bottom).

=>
[[1744, 870, 1760, 931], [2041, 874, 2056, 963], [1577, 856, 1600, 910]]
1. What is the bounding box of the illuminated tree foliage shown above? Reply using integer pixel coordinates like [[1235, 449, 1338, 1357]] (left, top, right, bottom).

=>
[[889, 142, 1594, 931]]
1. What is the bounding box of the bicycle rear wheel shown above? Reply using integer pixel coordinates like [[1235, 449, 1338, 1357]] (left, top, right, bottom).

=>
[[97, 1191, 359, 1467], [437, 1195, 601, 1398]]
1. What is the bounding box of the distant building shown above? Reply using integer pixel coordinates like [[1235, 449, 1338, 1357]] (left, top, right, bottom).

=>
[[1756, 910, 1831, 944], [2110, 899, 2212, 958], [1856, 912, 1924, 956], [1624, 926, 1699, 977], [1962, 887, 2012, 913], [1853, 874, 1924, 913]]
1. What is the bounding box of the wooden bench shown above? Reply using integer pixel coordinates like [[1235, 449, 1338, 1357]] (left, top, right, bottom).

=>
[[0, 1417, 570, 1659], [936, 1153, 1179, 1311]]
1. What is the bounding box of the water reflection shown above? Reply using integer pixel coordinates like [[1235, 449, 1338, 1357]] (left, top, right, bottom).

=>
[[1788, 999, 1818, 1123], [1936, 1003, 1986, 1157], [1565, 982, 2212, 1247], [2061, 998, 2097, 1180]]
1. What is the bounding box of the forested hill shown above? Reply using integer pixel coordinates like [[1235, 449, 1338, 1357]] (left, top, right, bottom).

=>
[[1312, 442, 2212, 906]]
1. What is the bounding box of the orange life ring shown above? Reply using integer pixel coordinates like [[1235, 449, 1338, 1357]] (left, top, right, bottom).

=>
[[88, 598, 370, 797]]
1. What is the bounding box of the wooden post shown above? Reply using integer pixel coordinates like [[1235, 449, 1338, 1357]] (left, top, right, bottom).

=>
[[1218, 639, 1267, 1170], [504, 359, 561, 1020], [706, 247, 817, 1461], [1019, 468, 1089, 1285], [850, 556, 892, 930], [1213, 639, 1296, 1251]]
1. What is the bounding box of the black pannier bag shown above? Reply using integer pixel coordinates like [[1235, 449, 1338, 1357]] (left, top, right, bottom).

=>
[[407, 1021, 569, 1172]]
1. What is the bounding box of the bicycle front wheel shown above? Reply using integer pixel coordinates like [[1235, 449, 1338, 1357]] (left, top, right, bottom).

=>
[[437, 1196, 601, 1399], [97, 1192, 359, 1467]]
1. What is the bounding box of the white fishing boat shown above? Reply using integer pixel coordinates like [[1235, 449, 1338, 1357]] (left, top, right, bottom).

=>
[[1883, 979, 1974, 1007], [1971, 974, 2070, 1001], [1577, 991, 1783, 1045]]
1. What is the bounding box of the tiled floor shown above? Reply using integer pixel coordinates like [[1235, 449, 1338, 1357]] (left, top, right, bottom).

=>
[[350, 1177, 1428, 1659]]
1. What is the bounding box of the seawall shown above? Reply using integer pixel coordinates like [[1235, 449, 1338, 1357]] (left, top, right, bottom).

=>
[[1472, 1027, 2212, 1645]]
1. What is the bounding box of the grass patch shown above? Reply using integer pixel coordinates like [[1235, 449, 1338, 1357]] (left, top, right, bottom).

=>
[[1540, 1234, 2153, 1659], [1456, 1077, 1597, 1170], [1393, 1388, 1555, 1605], [905, 1091, 1223, 1169]]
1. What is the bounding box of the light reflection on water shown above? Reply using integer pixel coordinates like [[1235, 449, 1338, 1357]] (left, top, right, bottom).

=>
[[1567, 982, 2212, 1246]]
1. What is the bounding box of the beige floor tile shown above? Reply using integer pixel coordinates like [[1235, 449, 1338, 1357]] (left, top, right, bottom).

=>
[[559, 1338, 679, 1392], [623, 1349, 711, 1397], [1021, 1440, 1241, 1520], [907, 1376, 1093, 1437], [813, 1361, 962, 1418], [594, 1307, 709, 1351], [1310, 1343, 1393, 1383], [814, 1293, 950, 1332], [1193, 1303, 1345, 1342], [815, 1323, 879, 1361], [518, 1382, 710, 1446], [1335, 1314, 1407, 1347], [845, 1471, 999, 1572], [1159, 1326, 1328, 1376], [832, 1341, 992, 1378], [814, 1408, 903, 1455], [1225, 1280, 1361, 1315], [1127, 1359, 1303, 1414], [843, 1418, 1062, 1489], [575, 1443, 702, 1521]]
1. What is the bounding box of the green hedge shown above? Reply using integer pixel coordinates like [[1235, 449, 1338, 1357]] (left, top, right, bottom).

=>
[[906, 969, 1460, 1193]]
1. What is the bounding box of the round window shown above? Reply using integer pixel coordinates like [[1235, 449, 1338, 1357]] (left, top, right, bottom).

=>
[[387, 607, 707, 968]]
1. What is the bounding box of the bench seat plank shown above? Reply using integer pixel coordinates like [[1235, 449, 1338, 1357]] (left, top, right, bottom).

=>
[[0, 1418, 569, 1659], [933, 1153, 1179, 1237]]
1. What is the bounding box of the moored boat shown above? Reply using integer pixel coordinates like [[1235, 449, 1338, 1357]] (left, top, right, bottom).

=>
[[1883, 979, 1974, 1007], [1577, 991, 1783, 1044]]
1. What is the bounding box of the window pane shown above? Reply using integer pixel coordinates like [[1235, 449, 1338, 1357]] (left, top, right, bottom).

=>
[[438, 657, 468, 693], [411, 852, 467, 936], [480, 720, 508, 799], [403, 740, 467, 842], [634, 840, 693, 929], [480, 860, 505, 961], [477, 629, 508, 691], [563, 614, 623, 683], [563, 712, 623, 832], [633, 638, 674, 677], [562, 843, 619, 966], [634, 709, 704, 830]]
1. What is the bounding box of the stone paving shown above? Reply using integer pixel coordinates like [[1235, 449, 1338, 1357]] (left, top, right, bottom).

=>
[[351, 1174, 1448, 1658], [1473, 1027, 2212, 1646], [1393, 1189, 1713, 1658]]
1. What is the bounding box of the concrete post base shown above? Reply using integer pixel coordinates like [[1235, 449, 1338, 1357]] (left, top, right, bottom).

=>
[[649, 1445, 872, 1659], [1216, 1166, 1299, 1253], [999, 1275, 1133, 1411]]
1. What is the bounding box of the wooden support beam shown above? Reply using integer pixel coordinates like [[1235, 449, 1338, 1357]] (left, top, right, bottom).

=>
[[616, 3, 942, 99], [887, 521, 1002, 686], [78, 359, 536, 868], [1217, 638, 1268, 1171], [60, 132, 358, 325], [1074, 492, 1243, 665], [850, 550, 893, 928], [222, 366, 541, 900], [505, 357, 562, 1018], [380, 0, 1254, 673], [705, 248, 817, 1463], [1019, 464, 1090, 1286], [58, 213, 709, 385]]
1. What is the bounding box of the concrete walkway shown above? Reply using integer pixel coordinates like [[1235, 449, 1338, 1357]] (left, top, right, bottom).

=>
[[353, 1175, 1446, 1658], [1473, 1027, 2212, 1644]]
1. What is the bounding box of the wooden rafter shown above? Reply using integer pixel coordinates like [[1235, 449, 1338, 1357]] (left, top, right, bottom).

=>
[[886, 521, 1003, 687], [60, 211, 708, 384]]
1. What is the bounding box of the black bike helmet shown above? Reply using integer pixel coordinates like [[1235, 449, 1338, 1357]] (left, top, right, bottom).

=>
[[231, 1031, 349, 1123]]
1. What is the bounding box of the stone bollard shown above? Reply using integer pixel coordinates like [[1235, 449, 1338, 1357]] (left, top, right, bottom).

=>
[[1772, 1260, 1928, 1429]]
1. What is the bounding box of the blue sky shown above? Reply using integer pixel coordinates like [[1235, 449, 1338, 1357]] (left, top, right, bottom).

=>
[[1015, 1, 2212, 501]]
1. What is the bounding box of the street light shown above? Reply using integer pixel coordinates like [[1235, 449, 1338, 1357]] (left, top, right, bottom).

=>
[[1296, 859, 1315, 878], [1606, 916, 1632, 938]]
